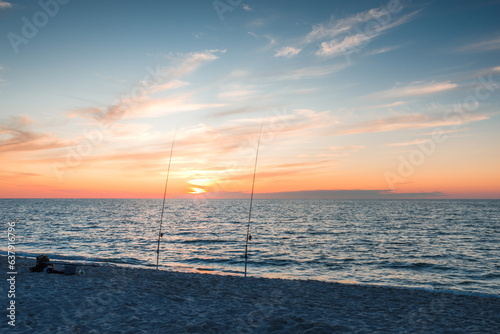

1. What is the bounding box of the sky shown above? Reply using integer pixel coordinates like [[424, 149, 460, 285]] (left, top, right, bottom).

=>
[[0, 0, 499, 199]]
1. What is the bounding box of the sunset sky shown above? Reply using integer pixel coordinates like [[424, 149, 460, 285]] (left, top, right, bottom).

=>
[[1, 0, 499, 199]]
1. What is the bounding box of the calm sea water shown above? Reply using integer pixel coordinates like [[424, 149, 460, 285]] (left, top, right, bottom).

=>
[[2, 199, 499, 296]]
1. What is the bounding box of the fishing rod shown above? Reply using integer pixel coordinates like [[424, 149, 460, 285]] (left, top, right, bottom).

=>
[[156, 130, 177, 272], [244, 120, 264, 278]]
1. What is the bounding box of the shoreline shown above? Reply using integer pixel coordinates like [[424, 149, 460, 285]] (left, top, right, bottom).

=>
[[6, 252, 500, 299], [3, 255, 500, 333]]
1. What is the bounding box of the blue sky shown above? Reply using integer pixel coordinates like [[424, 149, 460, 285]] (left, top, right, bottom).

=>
[[1, 0, 499, 198]]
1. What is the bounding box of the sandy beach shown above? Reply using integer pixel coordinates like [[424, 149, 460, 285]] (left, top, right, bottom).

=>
[[3, 256, 499, 333]]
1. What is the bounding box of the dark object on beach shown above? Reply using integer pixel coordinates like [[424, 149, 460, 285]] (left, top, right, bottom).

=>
[[29, 254, 51, 272], [47, 267, 64, 274], [29, 254, 74, 274]]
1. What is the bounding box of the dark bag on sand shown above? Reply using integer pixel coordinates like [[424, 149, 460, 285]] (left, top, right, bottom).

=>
[[29, 254, 51, 272]]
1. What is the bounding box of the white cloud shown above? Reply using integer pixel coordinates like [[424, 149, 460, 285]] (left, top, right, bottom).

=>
[[275, 46, 302, 58], [76, 49, 225, 123], [218, 84, 257, 100], [305, 12, 370, 44], [243, 4, 252, 11], [264, 34, 277, 47], [335, 112, 489, 135], [366, 101, 407, 109], [131, 98, 226, 118], [317, 33, 367, 57], [148, 80, 189, 94], [306, 7, 418, 43], [310, 8, 420, 58], [270, 6, 418, 60], [419, 129, 466, 136], [370, 81, 458, 99], [0, 1, 12, 9], [366, 45, 400, 56], [171, 49, 226, 76]]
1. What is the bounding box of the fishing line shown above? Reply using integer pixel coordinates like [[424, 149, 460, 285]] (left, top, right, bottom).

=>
[[244, 120, 264, 278], [156, 129, 177, 272]]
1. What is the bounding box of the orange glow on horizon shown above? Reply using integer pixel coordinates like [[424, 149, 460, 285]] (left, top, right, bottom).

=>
[[188, 178, 216, 187]]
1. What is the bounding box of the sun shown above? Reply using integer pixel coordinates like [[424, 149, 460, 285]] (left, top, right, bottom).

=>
[[188, 187, 206, 195]]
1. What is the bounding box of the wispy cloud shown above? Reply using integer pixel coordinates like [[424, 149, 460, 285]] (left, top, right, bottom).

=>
[[456, 36, 500, 52], [369, 81, 458, 99], [74, 94, 226, 123], [0, 170, 41, 179], [156, 49, 226, 77], [275, 6, 419, 60], [264, 34, 277, 47], [145, 49, 226, 82], [217, 83, 258, 100], [306, 7, 420, 58], [247, 32, 277, 48], [148, 80, 189, 94], [242, 4, 252, 11], [387, 139, 430, 147], [330, 145, 366, 152], [335, 112, 489, 135], [316, 34, 366, 57], [74, 49, 226, 123], [363, 101, 407, 109], [218, 90, 257, 100], [304, 9, 389, 43], [418, 128, 466, 136], [365, 45, 400, 56], [0, 116, 68, 154], [56, 107, 338, 180], [0, 1, 12, 9], [222, 63, 349, 83], [249, 18, 267, 27], [207, 105, 277, 118], [275, 46, 302, 58], [270, 63, 349, 81]]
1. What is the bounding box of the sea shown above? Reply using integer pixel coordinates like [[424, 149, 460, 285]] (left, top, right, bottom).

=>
[[2, 199, 499, 297]]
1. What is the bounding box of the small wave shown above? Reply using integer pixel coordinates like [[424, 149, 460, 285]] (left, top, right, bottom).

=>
[[257, 258, 300, 267], [184, 257, 235, 264], [342, 282, 500, 299], [6, 250, 149, 268], [177, 238, 233, 244], [381, 261, 451, 271], [457, 280, 476, 285], [481, 272, 500, 279]]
